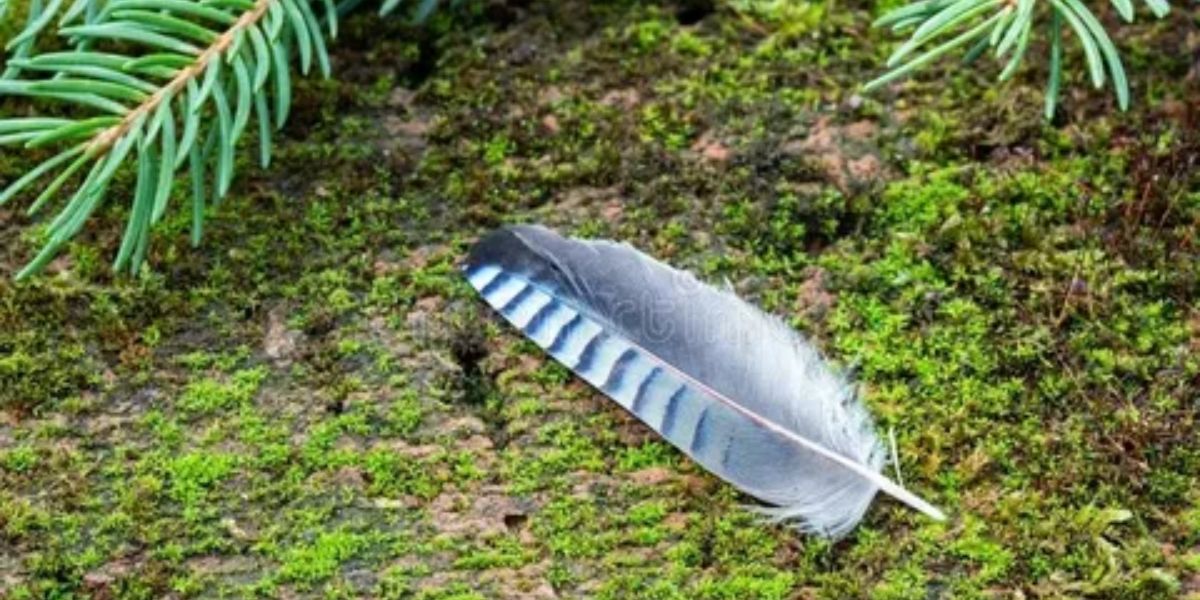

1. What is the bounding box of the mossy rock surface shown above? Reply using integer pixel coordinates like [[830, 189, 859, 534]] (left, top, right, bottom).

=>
[[2, 1, 1199, 598]]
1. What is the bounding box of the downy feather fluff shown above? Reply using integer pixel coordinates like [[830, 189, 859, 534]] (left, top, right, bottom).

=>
[[464, 225, 944, 538]]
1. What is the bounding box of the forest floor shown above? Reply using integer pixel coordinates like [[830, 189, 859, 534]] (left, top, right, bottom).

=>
[[2, 0, 1199, 598]]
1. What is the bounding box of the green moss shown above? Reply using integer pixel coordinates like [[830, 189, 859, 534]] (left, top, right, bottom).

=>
[[692, 567, 795, 600], [362, 448, 443, 499], [165, 451, 237, 508], [1, 445, 38, 473], [535, 496, 618, 560], [452, 536, 535, 570], [1, 0, 1198, 596], [276, 530, 370, 586], [616, 441, 676, 471], [412, 584, 486, 600], [0, 343, 99, 412], [503, 420, 606, 494], [386, 388, 426, 436], [178, 366, 268, 414]]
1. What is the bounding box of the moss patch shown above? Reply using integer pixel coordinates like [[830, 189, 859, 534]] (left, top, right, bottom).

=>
[[2, 0, 1199, 598]]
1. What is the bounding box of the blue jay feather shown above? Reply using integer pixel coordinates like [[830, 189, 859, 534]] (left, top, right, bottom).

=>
[[464, 225, 944, 538]]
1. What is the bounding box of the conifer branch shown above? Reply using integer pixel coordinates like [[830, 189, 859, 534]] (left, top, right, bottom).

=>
[[0, 0, 454, 279], [867, 0, 1171, 117]]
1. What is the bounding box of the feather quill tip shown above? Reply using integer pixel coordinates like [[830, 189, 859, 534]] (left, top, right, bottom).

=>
[[882, 481, 947, 522]]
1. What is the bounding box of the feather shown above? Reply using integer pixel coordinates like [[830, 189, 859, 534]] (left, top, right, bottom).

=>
[[464, 224, 945, 538]]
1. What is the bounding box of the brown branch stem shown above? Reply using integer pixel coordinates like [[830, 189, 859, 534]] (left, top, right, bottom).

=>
[[87, 0, 275, 154]]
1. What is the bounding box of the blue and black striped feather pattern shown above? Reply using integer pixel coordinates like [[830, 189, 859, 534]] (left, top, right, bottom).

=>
[[464, 225, 944, 538]]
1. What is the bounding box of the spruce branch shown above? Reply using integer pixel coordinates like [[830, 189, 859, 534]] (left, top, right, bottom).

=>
[[866, 0, 1172, 117], [0, 0, 319, 279], [0, 0, 450, 279], [88, 0, 274, 156]]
